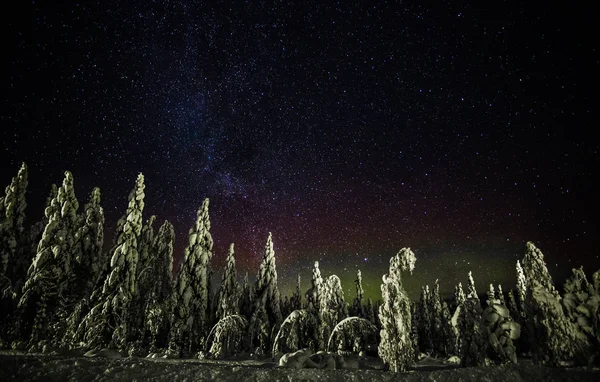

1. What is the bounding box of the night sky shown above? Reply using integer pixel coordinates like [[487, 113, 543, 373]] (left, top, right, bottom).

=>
[[2, 1, 598, 300]]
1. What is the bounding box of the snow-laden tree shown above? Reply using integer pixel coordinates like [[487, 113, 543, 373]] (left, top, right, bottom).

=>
[[206, 315, 248, 359], [306, 261, 325, 314], [143, 220, 175, 351], [562, 267, 597, 337], [320, 274, 347, 347], [467, 271, 479, 302], [326, 316, 377, 354], [352, 270, 365, 318], [483, 298, 520, 364], [365, 298, 375, 325], [216, 243, 239, 322], [378, 248, 416, 372], [76, 173, 145, 350], [254, 232, 282, 324], [522, 241, 560, 299], [272, 310, 316, 355], [324, 275, 347, 323], [28, 184, 58, 259], [429, 279, 444, 354], [454, 282, 466, 309], [508, 289, 519, 318], [497, 284, 506, 306], [62, 187, 105, 348], [239, 272, 253, 320], [129, 215, 157, 343], [440, 301, 457, 356], [19, 170, 79, 349], [0, 163, 28, 286], [516, 260, 527, 317], [248, 233, 282, 353], [290, 274, 302, 311], [458, 296, 488, 367], [169, 198, 213, 356], [305, 261, 326, 349], [487, 284, 496, 307], [521, 243, 591, 366], [73, 187, 105, 293], [418, 285, 433, 352]]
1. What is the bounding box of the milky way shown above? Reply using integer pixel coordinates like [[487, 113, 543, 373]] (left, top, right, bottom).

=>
[[2, 1, 597, 299]]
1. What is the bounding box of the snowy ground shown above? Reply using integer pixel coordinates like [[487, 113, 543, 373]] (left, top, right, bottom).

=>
[[1, 351, 599, 382]]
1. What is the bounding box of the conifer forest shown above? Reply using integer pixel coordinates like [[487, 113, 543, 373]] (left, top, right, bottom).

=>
[[0, 165, 598, 381]]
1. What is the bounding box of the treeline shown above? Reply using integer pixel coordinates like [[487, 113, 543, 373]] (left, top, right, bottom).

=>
[[0, 164, 598, 373]]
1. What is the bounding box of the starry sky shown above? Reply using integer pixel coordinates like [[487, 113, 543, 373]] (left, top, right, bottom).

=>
[[2, 1, 598, 300]]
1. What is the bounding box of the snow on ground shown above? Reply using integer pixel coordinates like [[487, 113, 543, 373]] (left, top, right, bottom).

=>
[[1, 352, 599, 382]]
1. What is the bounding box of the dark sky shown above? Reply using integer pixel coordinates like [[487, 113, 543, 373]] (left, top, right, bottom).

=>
[[2, 1, 598, 300]]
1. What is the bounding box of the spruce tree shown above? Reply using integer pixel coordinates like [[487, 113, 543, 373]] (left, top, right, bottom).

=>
[[516, 260, 527, 317], [378, 248, 416, 372], [76, 173, 145, 350], [454, 282, 466, 309], [429, 279, 443, 354], [19, 170, 79, 348], [352, 269, 365, 318], [144, 220, 175, 351], [290, 274, 302, 311], [418, 285, 433, 352], [458, 296, 488, 367], [522, 241, 559, 299], [0, 163, 28, 285], [169, 198, 213, 355], [216, 243, 239, 322], [239, 271, 253, 319], [497, 284, 506, 306], [73, 187, 105, 293], [249, 232, 282, 352], [487, 284, 496, 307], [467, 271, 479, 302]]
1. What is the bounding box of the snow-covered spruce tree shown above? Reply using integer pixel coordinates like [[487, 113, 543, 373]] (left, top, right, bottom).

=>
[[428, 279, 444, 355], [352, 269, 365, 318], [18, 170, 80, 349], [378, 248, 416, 372], [129, 215, 157, 344], [454, 282, 466, 310], [440, 301, 457, 356], [522, 241, 559, 298], [62, 187, 105, 348], [508, 289, 519, 318], [320, 274, 347, 346], [248, 232, 282, 353], [290, 274, 302, 311], [487, 284, 496, 307], [73, 187, 105, 294], [562, 267, 597, 338], [483, 297, 521, 364], [458, 296, 488, 367], [216, 243, 239, 322], [76, 173, 145, 351], [467, 271, 479, 302], [272, 310, 314, 355], [169, 198, 213, 356], [305, 260, 326, 349], [239, 271, 253, 320], [516, 260, 527, 317], [28, 184, 58, 259], [521, 243, 591, 366], [365, 298, 375, 325], [418, 285, 433, 352], [497, 284, 506, 306], [0, 163, 28, 287], [143, 220, 175, 351]]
